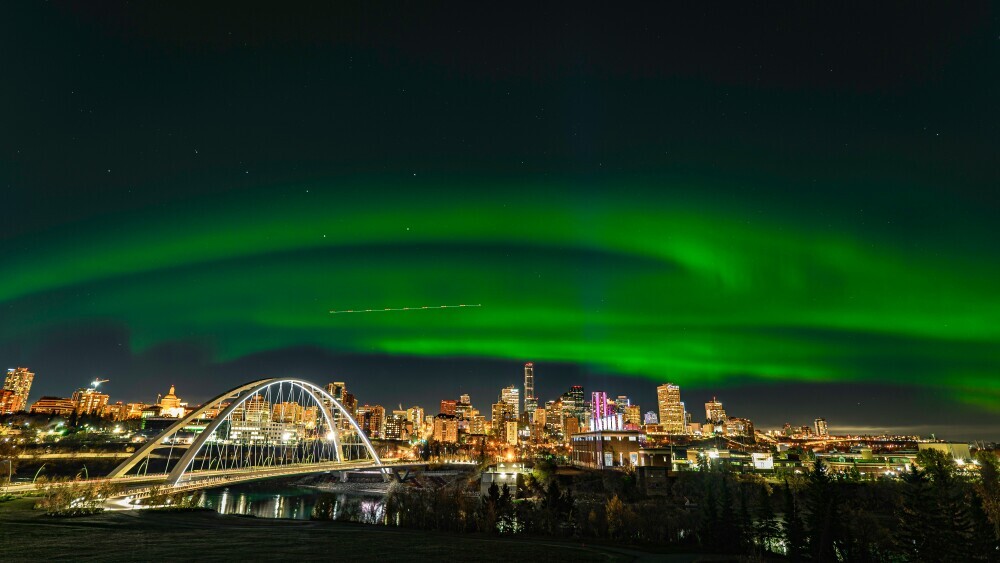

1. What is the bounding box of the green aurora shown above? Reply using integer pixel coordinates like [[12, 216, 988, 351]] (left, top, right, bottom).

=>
[[2, 180, 997, 410]]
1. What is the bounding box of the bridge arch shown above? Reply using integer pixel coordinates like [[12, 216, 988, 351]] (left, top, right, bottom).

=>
[[108, 378, 382, 485]]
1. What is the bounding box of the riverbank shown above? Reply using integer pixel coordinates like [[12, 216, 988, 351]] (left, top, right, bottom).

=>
[[0, 497, 735, 562]]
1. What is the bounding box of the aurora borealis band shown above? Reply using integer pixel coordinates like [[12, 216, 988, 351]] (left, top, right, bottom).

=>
[[2, 4, 998, 437]]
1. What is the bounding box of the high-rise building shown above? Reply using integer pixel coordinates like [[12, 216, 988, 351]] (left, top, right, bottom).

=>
[[656, 383, 686, 434], [406, 406, 425, 433], [3, 367, 34, 413], [624, 405, 642, 427], [501, 386, 520, 419], [433, 415, 459, 443], [561, 385, 585, 424], [440, 399, 457, 416], [491, 401, 515, 427], [815, 417, 829, 436], [356, 404, 385, 438], [705, 396, 726, 423], [72, 387, 110, 416], [0, 389, 16, 414], [384, 412, 408, 440], [523, 362, 537, 415], [614, 395, 630, 413]]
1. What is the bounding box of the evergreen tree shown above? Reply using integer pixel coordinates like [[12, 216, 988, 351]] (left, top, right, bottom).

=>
[[782, 480, 807, 562], [755, 485, 779, 555], [717, 478, 740, 553], [805, 458, 839, 562]]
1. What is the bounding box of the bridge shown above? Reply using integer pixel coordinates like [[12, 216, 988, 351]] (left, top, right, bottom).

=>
[[7, 378, 417, 502]]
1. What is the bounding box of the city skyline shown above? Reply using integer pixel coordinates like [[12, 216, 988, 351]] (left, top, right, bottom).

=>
[[6, 362, 993, 441], [1, 4, 997, 441]]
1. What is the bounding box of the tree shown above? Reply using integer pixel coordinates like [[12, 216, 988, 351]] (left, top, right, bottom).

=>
[[605, 494, 636, 540], [755, 485, 779, 555], [782, 480, 807, 562], [805, 458, 839, 562], [974, 451, 1000, 539]]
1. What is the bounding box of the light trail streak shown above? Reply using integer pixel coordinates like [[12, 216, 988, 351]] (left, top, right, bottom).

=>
[[329, 304, 482, 314]]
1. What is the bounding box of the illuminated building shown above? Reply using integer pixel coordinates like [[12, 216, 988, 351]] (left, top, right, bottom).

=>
[[505, 420, 519, 446], [406, 406, 425, 434], [272, 401, 304, 423], [563, 416, 580, 438], [656, 383, 686, 434], [591, 391, 623, 431], [561, 385, 585, 423], [325, 381, 353, 431], [439, 399, 457, 416], [470, 414, 487, 435], [523, 362, 537, 415], [492, 401, 514, 426], [433, 414, 459, 443], [500, 386, 520, 419], [341, 392, 357, 420], [705, 396, 726, 423], [726, 417, 755, 439], [456, 394, 473, 420], [3, 367, 34, 413], [615, 395, 630, 412], [384, 412, 407, 440], [0, 389, 16, 414], [815, 417, 829, 436], [157, 385, 187, 418], [28, 396, 76, 416], [624, 405, 642, 428], [643, 411, 658, 425], [72, 387, 109, 416], [356, 404, 385, 438], [480, 462, 531, 495], [570, 430, 643, 469]]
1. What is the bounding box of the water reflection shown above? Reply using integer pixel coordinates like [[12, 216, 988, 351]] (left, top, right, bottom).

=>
[[196, 485, 383, 521]]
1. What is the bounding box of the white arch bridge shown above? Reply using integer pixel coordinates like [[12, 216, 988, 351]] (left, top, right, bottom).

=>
[[62, 377, 421, 498]]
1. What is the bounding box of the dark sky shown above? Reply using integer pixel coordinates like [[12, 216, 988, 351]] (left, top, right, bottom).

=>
[[1, 3, 998, 439]]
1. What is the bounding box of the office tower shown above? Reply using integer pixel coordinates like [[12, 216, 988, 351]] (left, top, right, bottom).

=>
[[440, 399, 457, 416], [356, 404, 385, 438], [455, 395, 473, 420], [815, 417, 829, 436], [614, 395, 630, 413], [523, 362, 537, 415], [3, 367, 34, 413], [501, 385, 520, 419], [384, 412, 407, 440], [406, 406, 425, 428], [492, 401, 515, 425], [591, 391, 610, 429], [624, 405, 642, 427], [72, 387, 110, 416], [705, 396, 726, 423], [656, 383, 686, 434]]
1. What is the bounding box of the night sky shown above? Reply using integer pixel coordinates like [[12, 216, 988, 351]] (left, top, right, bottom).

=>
[[2, 3, 998, 439]]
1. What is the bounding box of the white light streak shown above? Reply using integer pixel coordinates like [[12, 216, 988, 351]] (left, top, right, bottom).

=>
[[329, 304, 482, 314]]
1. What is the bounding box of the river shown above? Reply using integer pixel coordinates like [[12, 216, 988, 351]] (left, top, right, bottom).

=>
[[193, 483, 385, 521]]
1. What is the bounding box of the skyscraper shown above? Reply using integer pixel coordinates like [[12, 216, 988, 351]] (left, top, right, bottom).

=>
[[814, 417, 829, 436], [705, 396, 726, 423], [501, 385, 520, 419], [523, 362, 537, 415], [3, 367, 34, 413], [656, 383, 686, 434]]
